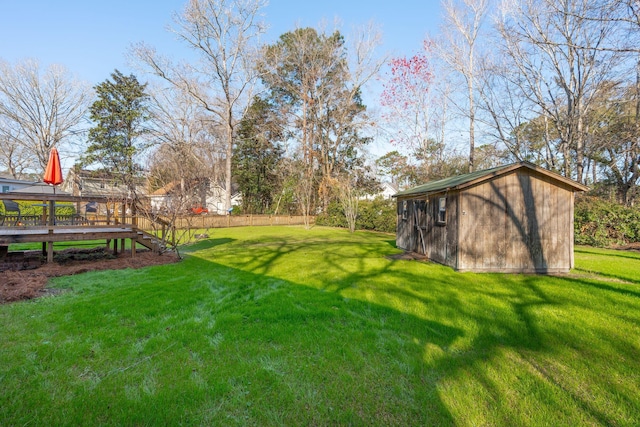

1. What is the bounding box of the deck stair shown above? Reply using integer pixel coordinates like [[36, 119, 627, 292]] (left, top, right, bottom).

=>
[[133, 228, 167, 253]]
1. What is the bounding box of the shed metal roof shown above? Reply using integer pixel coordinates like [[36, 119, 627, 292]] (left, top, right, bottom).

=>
[[393, 162, 589, 198]]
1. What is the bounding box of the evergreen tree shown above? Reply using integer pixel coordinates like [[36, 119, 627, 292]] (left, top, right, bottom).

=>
[[84, 70, 149, 193], [258, 28, 375, 214], [233, 97, 285, 214]]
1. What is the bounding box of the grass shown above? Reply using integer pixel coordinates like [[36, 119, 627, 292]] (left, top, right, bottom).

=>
[[1, 226, 639, 426]]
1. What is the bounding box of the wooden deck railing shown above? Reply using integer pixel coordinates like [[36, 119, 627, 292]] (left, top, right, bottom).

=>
[[1, 214, 314, 230], [116, 214, 314, 230], [1, 214, 89, 227]]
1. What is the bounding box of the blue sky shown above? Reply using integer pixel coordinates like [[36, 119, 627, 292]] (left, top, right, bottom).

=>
[[0, 0, 442, 85], [0, 0, 444, 165]]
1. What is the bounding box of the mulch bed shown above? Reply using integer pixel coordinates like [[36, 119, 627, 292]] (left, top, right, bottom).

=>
[[0, 247, 180, 304]]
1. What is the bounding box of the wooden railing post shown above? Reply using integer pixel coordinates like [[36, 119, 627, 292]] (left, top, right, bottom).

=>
[[47, 227, 54, 263]]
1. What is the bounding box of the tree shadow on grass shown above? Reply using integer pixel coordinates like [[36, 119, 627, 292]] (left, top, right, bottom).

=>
[[14, 232, 638, 426], [181, 238, 236, 253], [575, 247, 640, 261], [569, 271, 640, 295], [31, 253, 462, 425], [383, 239, 398, 248], [196, 262, 463, 425], [205, 235, 640, 426]]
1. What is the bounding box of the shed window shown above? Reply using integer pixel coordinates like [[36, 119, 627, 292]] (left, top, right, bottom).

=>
[[401, 200, 408, 220], [2, 185, 9, 193], [437, 197, 446, 223]]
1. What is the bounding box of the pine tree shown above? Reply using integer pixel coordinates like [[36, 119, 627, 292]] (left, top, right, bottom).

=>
[[84, 69, 149, 193]]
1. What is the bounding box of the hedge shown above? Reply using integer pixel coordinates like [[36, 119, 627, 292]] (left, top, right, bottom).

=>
[[315, 198, 396, 234], [574, 196, 640, 247]]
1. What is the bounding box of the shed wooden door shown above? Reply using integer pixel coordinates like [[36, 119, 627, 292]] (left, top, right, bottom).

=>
[[413, 199, 427, 255]]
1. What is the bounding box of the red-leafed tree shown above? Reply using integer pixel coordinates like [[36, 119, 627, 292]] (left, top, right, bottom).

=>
[[380, 42, 449, 180]]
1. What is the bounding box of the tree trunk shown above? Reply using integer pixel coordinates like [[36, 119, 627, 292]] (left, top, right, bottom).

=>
[[225, 110, 233, 212], [469, 79, 475, 173]]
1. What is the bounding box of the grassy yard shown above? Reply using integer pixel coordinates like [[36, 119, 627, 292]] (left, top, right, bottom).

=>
[[1, 226, 639, 426]]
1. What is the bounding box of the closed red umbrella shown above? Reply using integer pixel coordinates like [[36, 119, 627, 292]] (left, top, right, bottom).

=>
[[43, 147, 63, 186]]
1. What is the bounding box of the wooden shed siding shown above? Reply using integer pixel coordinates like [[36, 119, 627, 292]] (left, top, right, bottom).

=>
[[396, 164, 581, 273], [445, 193, 458, 268], [456, 169, 574, 272], [396, 199, 410, 251], [426, 193, 447, 264]]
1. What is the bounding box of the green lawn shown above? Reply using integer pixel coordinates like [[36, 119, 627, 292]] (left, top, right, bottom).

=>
[[1, 226, 639, 426]]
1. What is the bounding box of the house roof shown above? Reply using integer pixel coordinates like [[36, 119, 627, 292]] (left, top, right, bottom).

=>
[[9, 182, 71, 195], [150, 181, 179, 197], [381, 182, 399, 192], [394, 162, 589, 198], [0, 177, 38, 185]]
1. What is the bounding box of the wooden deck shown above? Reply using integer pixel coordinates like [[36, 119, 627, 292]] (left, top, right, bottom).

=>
[[0, 192, 166, 262], [0, 225, 157, 262], [0, 225, 137, 244]]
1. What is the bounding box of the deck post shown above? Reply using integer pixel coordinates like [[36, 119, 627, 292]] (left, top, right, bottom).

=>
[[48, 200, 55, 226], [131, 239, 136, 258], [47, 228, 54, 263]]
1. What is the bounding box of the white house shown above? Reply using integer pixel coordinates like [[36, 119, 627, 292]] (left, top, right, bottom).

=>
[[361, 182, 399, 201], [150, 180, 242, 215], [206, 183, 242, 214]]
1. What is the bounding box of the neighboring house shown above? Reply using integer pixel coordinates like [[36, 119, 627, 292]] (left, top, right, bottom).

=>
[[362, 182, 399, 201], [0, 176, 37, 194], [9, 183, 70, 196], [150, 179, 242, 215], [394, 162, 588, 274], [206, 183, 242, 215], [149, 182, 180, 214], [0, 176, 69, 195], [62, 169, 147, 199]]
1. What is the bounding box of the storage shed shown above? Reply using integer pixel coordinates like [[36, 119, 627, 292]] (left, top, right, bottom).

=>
[[394, 162, 588, 273]]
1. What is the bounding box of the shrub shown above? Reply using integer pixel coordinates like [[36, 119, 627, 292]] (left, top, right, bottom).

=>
[[315, 201, 348, 229], [357, 198, 397, 233], [316, 198, 396, 233], [574, 196, 640, 247]]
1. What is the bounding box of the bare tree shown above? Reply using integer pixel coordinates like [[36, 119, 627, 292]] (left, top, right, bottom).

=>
[[0, 59, 91, 174], [146, 85, 221, 193], [133, 0, 266, 212], [497, 0, 622, 183], [143, 85, 224, 245], [0, 117, 31, 178], [437, 0, 490, 172], [475, 55, 551, 166], [331, 174, 359, 233]]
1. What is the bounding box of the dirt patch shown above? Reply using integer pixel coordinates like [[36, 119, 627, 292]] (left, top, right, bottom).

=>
[[385, 252, 427, 261], [615, 242, 640, 252], [0, 247, 180, 304]]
